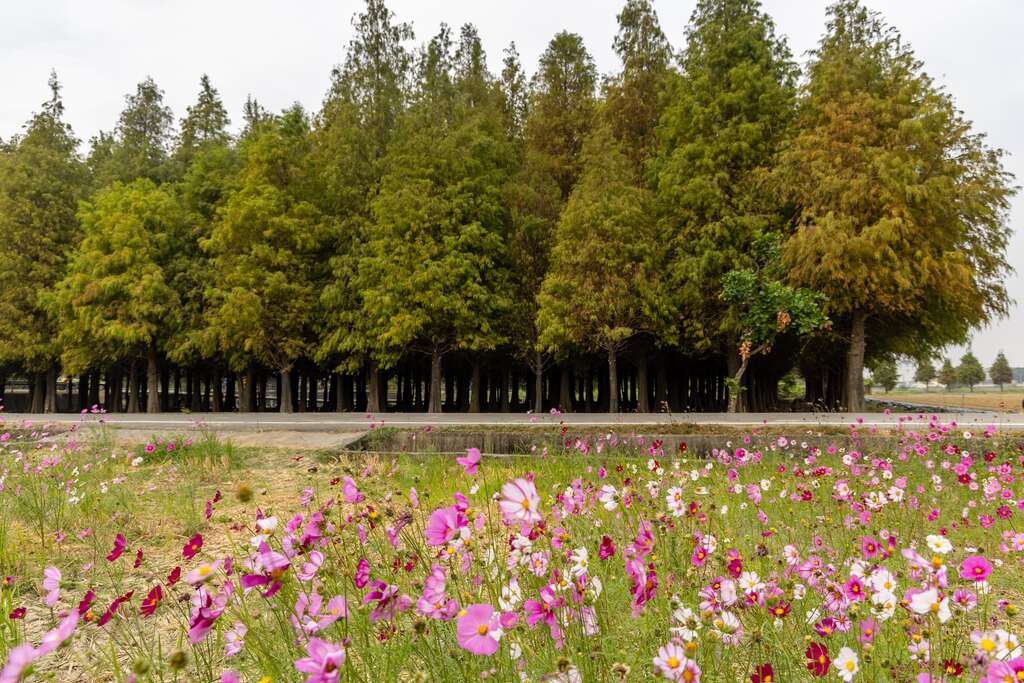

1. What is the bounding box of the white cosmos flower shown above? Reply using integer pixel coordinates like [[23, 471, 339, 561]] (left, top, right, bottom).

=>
[[926, 534, 953, 554], [834, 646, 859, 682]]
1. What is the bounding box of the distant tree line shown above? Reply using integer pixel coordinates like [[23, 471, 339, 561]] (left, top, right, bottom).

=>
[[0, 0, 1014, 414], [914, 351, 1016, 392]]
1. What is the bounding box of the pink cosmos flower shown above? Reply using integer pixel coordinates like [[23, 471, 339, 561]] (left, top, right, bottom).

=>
[[42, 566, 61, 608], [294, 637, 346, 683], [599, 535, 616, 560], [185, 560, 222, 585], [342, 477, 364, 504], [959, 555, 992, 583], [456, 604, 503, 655], [37, 610, 78, 656], [498, 478, 542, 524], [416, 565, 459, 620], [425, 506, 468, 547], [0, 645, 36, 683], [456, 448, 481, 475], [654, 641, 698, 681], [982, 658, 1024, 683], [296, 551, 324, 581]]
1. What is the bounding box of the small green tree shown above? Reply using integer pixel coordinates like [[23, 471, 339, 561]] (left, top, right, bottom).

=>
[[720, 237, 827, 412], [990, 351, 1013, 390], [913, 358, 936, 391], [938, 358, 958, 391], [957, 351, 985, 391], [869, 358, 899, 393]]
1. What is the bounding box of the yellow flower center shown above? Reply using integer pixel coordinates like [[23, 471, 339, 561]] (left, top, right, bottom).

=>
[[667, 657, 679, 669], [477, 624, 489, 636]]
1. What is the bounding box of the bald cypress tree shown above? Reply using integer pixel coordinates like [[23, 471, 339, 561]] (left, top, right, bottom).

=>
[[204, 106, 324, 413], [315, 0, 414, 411], [0, 73, 86, 411], [53, 180, 185, 413], [352, 25, 513, 413], [653, 0, 798, 395], [90, 77, 175, 186], [537, 124, 674, 412], [778, 0, 1015, 411]]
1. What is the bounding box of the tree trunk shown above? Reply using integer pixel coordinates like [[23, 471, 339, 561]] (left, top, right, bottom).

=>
[[127, 361, 140, 413], [428, 351, 443, 414], [239, 366, 254, 413], [558, 364, 572, 412], [0, 373, 5, 408], [845, 311, 867, 412], [30, 373, 45, 413], [366, 360, 381, 414], [89, 371, 101, 407], [212, 368, 223, 412], [469, 361, 482, 413], [78, 374, 89, 411], [500, 369, 512, 412], [146, 346, 161, 413], [607, 349, 619, 413], [636, 355, 650, 413], [534, 352, 544, 414], [190, 370, 202, 412], [728, 358, 750, 414], [280, 369, 294, 413], [43, 365, 58, 413]]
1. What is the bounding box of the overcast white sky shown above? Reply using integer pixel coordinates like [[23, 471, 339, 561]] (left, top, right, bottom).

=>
[[2, 0, 1021, 371]]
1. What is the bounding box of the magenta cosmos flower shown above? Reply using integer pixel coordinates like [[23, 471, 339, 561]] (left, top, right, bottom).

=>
[[959, 555, 993, 582], [456, 603, 503, 655], [294, 637, 346, 683], [425, 506, 468, 547], [498, 478, 542, 524], [456, 447, 481, 475]]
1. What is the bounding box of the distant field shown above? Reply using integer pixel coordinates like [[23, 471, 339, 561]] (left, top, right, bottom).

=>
[[874, 388, 1024, 412]]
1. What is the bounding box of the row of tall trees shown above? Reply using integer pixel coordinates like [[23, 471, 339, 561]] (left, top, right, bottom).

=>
[[0, 0, 1014, 414]]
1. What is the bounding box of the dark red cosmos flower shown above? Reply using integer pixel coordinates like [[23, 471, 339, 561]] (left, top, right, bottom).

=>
[[768, 601, 791, 618], [133, 548, 144, 569], [678, 442, 687, 454], [205, 499, 213, 520], [805, 642, 830, 677], [78, 590, 95, 616], [140, 585, 162, 618], [942, 659, 963, 676], [97, 591, 134, 627], [183, 533, 203, 560], [106, 533, 127, 562], [213, 489, 222, 503], [750, 662, 775, 683], [167, 566, 181, 586], [599, 535, 616, 560], [8, 607, 25, 620]]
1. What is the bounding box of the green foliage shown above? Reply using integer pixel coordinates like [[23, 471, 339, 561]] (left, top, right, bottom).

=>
[[203, 108, 324, 373], [956, 351, 985, 391], [869, 357, 899, 393], [653, 0, 797, 353], [53, 180, 185, 372], [0, 73, 86, 372], [174, 75, 231, 169], [721, 236, 827, 359], [779, 0, 1014, 357], [990, 351, 1013, 389], [913, 358, 936, 388], [938, 358, 958, 391], [604, 0, 673, 169], [346, 28, 512, 366], [89, 77, 175, 187], [537, 124, 674, 356], [525, 32, 597, 200]]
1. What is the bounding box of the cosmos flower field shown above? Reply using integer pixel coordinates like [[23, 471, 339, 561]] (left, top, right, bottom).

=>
[[1, 415, 1024, 682]]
